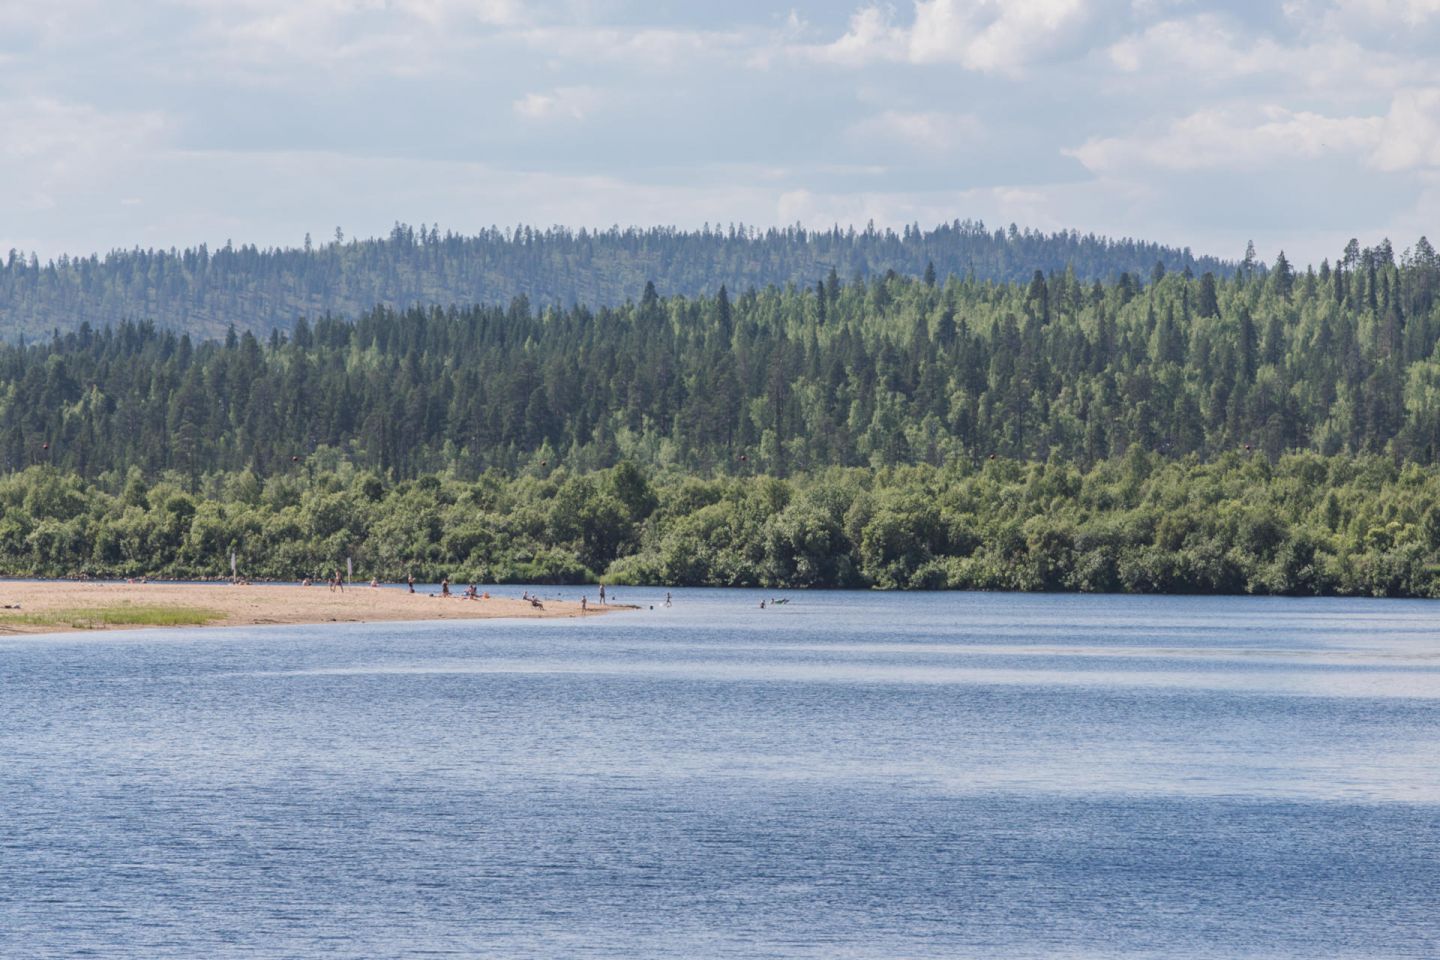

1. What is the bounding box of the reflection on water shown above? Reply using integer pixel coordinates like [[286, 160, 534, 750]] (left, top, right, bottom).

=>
[[2, 591, 1439, 958]]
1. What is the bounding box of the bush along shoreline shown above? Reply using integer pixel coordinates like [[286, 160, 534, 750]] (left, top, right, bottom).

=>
[[2, 452, 1439, 597]]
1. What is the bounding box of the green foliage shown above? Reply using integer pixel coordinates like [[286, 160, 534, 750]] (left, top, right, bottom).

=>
[[1, 238, 1436, 479], [0, 454, 1437, 597]]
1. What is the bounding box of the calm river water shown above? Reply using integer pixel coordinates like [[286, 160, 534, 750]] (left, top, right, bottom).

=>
[[3, 590, 1439, 958]]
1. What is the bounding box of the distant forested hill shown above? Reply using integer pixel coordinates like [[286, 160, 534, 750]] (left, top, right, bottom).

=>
[[0, 237, 1435, 481], [0, 221, 1230, 341]]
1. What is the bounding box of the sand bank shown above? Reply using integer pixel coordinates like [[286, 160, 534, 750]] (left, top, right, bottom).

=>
[[0, 581, 616, 636]]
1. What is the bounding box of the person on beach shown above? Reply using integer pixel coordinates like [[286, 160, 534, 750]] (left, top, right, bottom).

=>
[[581, 595, 587, 612], [369, 578, 379, 589], [441, 578, 450, 597], [335, 569, 345, 592], [466, 583, 477, 600], [407, 574, 415, 594], [328, 574, 336, 593]]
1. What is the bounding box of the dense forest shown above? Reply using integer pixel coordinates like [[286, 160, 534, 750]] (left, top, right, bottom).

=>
[[2, 453, 1438, 597], [0, 221, 1230, 341], [4, 232, 1440, 594], [0, 237, 1436, 480]]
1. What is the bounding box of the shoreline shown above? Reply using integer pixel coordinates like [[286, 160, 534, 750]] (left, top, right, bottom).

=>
[[0, 581, 625, 636]]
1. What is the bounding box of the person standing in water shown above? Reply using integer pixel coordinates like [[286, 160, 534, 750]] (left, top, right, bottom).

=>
[[598, 582, 606, 605]]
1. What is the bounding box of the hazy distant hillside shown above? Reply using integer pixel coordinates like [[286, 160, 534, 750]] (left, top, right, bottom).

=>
[[0, 221, 1230, 341]]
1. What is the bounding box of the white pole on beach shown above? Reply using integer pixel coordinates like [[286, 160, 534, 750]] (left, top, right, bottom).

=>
[[347, 557, 353, 580], [231, 551, 237, 581]]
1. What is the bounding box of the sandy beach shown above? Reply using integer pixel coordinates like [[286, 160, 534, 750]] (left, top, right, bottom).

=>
[[0, 581, 614, 636]]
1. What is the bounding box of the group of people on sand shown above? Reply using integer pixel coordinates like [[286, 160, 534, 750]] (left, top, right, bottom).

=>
[[581, 582, 606, 611], [288, 572, 681, 612], [297, 571, 410, 592], [298, 570, 499, 599], [438, 578, 486, 600], [294, 569, 354, 591], [576, 582, 609, 613]]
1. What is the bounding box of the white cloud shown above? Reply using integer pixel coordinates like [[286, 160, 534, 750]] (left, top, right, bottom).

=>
[[910, 0, 1091, 72], [0, 97, 166, 174], [0, 97, 170, 245], [812, 7, 907, 66], [172, 0, 531, 76], [1106, 13, 1437, 100], [847, 110, 983, 153], [1070, 93, 1440, 176], [519, 25, 741, 68], [1372, 88, 1440, 170], [810, 0, 1099, 74], [1067, 106, 1385, 173], [1327, 0, 1440, 26], [0, 1, 104, 35], [512, 86, 599, 122], [177, 0, 523, 25], [1282, 0, 1440, 27], [1108, 15, 1282, 76], [396, 0, 524, 27]]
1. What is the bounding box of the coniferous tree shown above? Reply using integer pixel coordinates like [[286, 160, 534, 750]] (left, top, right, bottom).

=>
[[1272, 251, 1295, 300]]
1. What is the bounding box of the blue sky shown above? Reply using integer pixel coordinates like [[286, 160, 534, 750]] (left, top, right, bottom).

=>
[[2, 0, 1438, 266]]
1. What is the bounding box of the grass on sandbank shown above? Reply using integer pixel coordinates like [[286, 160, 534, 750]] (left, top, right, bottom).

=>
[[0, 603, 224, 630]]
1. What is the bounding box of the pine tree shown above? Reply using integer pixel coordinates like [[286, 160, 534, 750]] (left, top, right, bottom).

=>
[[1197, 272, 1220, 318], [1272, 251, 1295, 300]]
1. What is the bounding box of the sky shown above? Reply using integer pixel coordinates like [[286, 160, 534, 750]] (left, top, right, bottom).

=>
[[2, 0, 1438, 267]]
